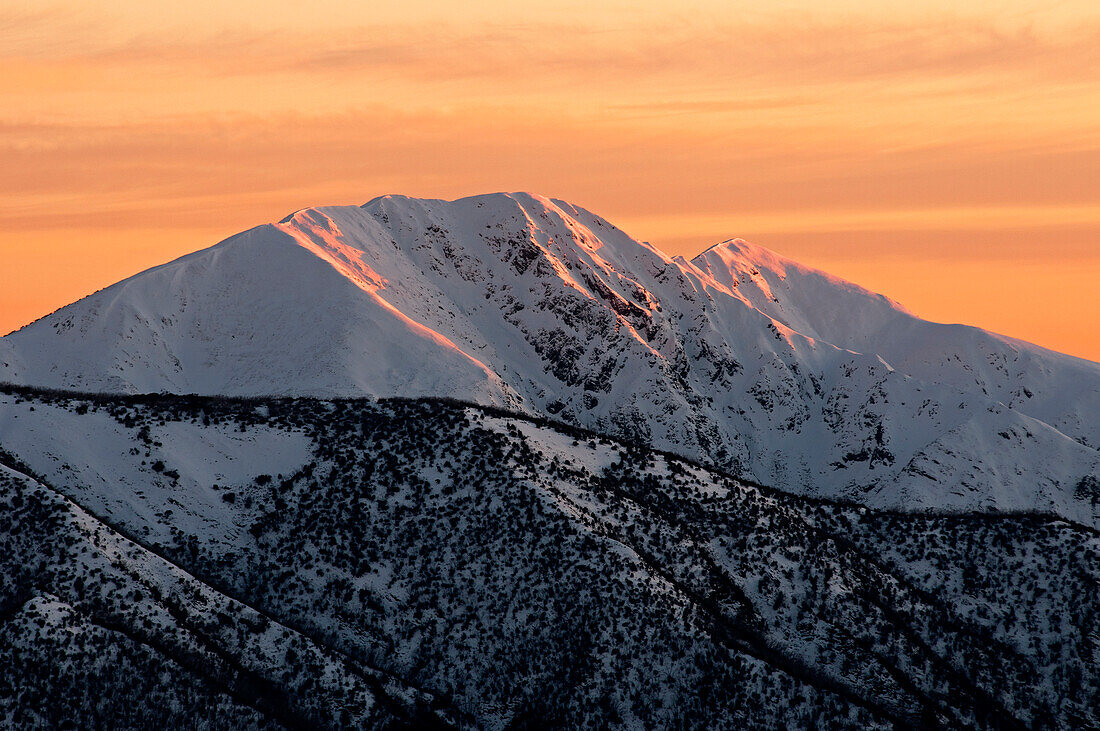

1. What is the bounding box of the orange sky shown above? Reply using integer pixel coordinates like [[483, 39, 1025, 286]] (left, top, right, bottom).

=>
[[2, 0, 1098, 361]]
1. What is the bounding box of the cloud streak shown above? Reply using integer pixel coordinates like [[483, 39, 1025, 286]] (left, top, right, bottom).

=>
[[3, 112, 1097, 224], [5, 13, 1100, 87]]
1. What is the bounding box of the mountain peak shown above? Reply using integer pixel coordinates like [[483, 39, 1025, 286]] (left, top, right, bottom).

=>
[[694, 237, 907, 309], [2, 194, 1097, 523]]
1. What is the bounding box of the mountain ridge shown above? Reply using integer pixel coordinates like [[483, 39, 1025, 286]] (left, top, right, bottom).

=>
[[2, 192, 1097, 522]]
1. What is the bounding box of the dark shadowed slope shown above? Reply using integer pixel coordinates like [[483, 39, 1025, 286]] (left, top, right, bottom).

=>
[[1, 386, 1096, 729]]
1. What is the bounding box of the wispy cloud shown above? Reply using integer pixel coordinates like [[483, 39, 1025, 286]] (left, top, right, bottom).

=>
[[5, 13, 1100, 86], [2, 111, 1098, 230]]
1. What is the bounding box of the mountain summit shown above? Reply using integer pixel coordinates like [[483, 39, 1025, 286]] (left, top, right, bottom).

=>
[[2, 192, 1098, 520]]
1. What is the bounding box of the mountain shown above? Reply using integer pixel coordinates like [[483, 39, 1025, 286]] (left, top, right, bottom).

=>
[[1, 386, 1096, 729], [1, 193, 1097, 523]]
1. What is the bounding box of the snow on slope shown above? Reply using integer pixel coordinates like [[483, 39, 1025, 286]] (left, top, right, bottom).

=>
[[1, 193, 1097, 519], [2, 391, 1096, 728], [690, 238, 1100, 451], [0, 393, 313, 545], [0, 222, 512, 402], [0, 458, 459, 728]]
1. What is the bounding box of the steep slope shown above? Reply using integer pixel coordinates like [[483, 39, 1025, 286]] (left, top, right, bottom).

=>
[[1, 386, 1096, 729], [1, 193, 1097, 520], [0, 455, 463, 729], [690, 238, 1100, 456], [0, 222, 511, 403]]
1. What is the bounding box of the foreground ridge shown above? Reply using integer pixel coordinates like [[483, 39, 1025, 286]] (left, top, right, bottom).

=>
[[2, 381, 1095, 534], [1, 386, 1096, 728]]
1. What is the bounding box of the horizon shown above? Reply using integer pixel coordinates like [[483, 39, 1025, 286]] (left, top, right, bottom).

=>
[[2, 1, 1098, 361]]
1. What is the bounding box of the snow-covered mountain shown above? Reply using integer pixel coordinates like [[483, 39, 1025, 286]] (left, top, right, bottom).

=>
[[2, 388, 1096, 728], [2, 193, 1097, 521]]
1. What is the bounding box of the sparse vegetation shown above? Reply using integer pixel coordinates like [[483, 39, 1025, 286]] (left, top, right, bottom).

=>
[[0, 385, 1096, 729]]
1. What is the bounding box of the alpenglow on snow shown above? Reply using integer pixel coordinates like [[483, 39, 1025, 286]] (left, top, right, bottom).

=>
[[2, 192, 1098, 523]]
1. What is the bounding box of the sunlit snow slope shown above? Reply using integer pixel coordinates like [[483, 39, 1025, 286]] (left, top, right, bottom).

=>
[[2, 193, 1097, 518]]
